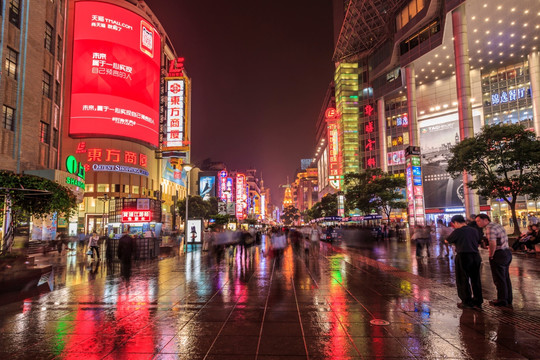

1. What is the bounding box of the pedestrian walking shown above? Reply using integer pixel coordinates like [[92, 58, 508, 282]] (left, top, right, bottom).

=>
[[118, 226, 136, 278], [309, 223, 322, 255], [436, 219, 452, 257], [88, 231, 100, 259], [446, 215, 483, 309], [412, 225, 431, 257], [475, 214, 513, 308]]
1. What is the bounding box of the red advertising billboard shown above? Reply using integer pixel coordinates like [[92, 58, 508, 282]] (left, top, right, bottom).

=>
[[69, 1, 161, 147]]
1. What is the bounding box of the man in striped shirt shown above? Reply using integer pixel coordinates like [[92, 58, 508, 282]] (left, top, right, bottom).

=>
[[476, 214, 513, 307]]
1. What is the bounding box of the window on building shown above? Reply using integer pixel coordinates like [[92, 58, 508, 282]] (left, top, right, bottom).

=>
[[56, 36, 63, 62], [5, 47, 18, 79], [97, 184, 110, 192], [42, 71, 52, 98], [396, 0, 425, 30], [54, 81, 61, 104], [2, 105, 15, 131], [40, 121, 50, 144], [52, 128, 58, 148], [44, 22, 54, 53], [9, 0, 20, 28]]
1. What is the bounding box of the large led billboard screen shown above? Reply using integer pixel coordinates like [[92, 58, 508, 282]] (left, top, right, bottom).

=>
[[69, 1, 161, 147]]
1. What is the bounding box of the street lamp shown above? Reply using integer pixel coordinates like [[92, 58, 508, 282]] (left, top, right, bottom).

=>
[[98, 193, 109, 236], [183, 164, 193, 247]]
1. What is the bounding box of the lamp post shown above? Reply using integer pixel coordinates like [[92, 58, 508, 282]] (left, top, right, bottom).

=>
[[98, 193, 109, 236], [183, 164, 193, 247]]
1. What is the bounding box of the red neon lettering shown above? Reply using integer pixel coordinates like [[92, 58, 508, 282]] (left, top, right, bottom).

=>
[[105, 149, 121, 162], [76, 142, 87, 153], [367, 158, 376, 168], [364, 104, 374, 116], [170, 96, 181, 105], [365, 139, 376, 151], [170, 119, 180, 127], [87, 148, 102, 162], [139, 154, 147, 167], [365, 121, 374, 134], [124, 151, 137, 164]]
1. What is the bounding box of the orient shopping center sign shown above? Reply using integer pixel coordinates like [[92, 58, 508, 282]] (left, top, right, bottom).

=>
[[75, 141, 149, 177]]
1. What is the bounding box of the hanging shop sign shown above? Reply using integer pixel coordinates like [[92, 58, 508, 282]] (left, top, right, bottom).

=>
[[165, 78, 187, 148], [326, 108, 341, 190]]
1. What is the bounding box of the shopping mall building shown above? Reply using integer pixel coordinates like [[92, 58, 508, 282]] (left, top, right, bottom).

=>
[[0, 0, 191, 240], [314, 0, 540, 225]]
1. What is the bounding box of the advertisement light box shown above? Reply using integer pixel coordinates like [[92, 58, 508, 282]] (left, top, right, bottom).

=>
[[69, 1, 161, 147]]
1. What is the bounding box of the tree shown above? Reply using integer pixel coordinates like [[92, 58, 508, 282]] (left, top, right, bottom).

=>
[[177, 195, 212, 220], [446, 124, 540, 235], [344, 169, 406, 220], [344, 171, 379, 215], [306, 193, 338, 219], [281, 205, 300, 226], [370, 172, 407, 222], [0, 171, 78, 254]]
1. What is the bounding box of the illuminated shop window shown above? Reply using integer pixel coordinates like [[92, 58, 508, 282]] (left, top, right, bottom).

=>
[[97, 184, 110, 192], [86, 184, 94, 192], [396, 0, 424, 30], [132, 186, 139, 194]]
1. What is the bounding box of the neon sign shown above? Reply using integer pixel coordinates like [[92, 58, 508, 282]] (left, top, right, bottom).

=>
[[364, 104, 374, 116], [406, 154, 425, 225], [325, 107, 338, 119], [491, 87, 528, 105], [236, 174, 246, 220], [122, 210, 151, 222], [219, 170, 228, 201], [165, 79, 186, 147], [168, 57, 185, 77], [65, 155, 86, 190], [327, 121, 341, 190], [69, 1, 161, 147]]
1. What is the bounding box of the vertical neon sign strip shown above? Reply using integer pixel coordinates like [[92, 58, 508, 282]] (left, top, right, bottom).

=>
[[236, 174, 246, 220], [405, 156, 425, 225], [327, 121, 341, 190], [219, 170, 228, 201], [165, 79, 186, 147]]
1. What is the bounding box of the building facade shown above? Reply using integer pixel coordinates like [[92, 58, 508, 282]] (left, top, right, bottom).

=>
[[1, 0, 190, 238], [328, 0, 540, 225]]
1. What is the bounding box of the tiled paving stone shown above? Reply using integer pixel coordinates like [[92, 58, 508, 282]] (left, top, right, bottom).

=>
[[1, 234, 540, 359]]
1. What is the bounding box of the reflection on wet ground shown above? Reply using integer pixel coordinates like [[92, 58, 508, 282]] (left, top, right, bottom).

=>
[[1, 234, 540, 359]]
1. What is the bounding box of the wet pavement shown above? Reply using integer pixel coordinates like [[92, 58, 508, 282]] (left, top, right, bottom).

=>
[[1, 234, 540, 360]]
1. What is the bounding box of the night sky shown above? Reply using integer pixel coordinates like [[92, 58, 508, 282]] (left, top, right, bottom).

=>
[[145, 0, 335, 204]]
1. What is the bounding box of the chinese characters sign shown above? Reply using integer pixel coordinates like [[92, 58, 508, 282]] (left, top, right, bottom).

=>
[[165, 79, 186, 147], [491, 87, 528, 105], [70, 1, 161, 147], [122, 210, 151, 223], [325, 108, 341, 190], [236, 174, 247, 220], [406, 155, 425, 225]]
